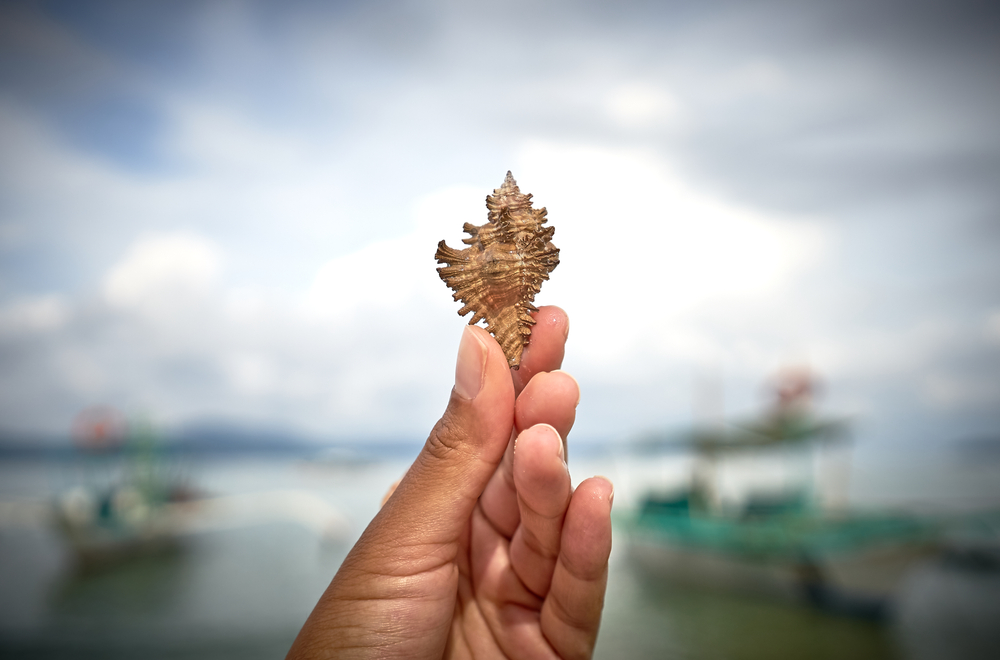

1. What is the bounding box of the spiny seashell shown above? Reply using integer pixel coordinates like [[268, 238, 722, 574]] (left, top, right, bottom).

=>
[[435, 171, 559, 369]]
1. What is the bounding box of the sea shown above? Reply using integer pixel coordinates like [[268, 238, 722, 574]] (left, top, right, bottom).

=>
[[1, 444, 998, 660]]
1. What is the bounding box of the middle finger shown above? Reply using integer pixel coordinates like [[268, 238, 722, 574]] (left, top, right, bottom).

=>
[[477, 370, 579, 538]]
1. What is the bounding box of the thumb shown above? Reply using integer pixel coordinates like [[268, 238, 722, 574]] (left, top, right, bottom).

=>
[[379, 325, 515, 544]]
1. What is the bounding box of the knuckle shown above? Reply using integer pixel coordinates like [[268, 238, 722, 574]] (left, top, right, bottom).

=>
[[560, 550, 608, 583], [425, 409, 470, 463], [522, 523, 560, 560]]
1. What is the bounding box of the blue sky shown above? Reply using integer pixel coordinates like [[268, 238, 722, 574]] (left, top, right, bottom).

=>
[[1, 0, 998, 448]]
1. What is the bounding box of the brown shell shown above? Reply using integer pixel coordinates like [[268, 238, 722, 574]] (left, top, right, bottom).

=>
[[435, 171, 559, 368]]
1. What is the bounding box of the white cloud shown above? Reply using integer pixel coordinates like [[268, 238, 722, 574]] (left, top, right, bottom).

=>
[[1, 2, 997, 446], [605, 82, 682, 129], [512, 141, 829, 365], [303, 184, 480, 323], [103, 233, 222, 315]]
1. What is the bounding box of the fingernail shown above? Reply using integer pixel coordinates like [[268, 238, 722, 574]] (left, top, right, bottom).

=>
[[552, 370, 581, 407], [597, 476, 614, 509], [455, 326, 486, 400], [535, 424, 566, 467], [545, 424, 565, 461]]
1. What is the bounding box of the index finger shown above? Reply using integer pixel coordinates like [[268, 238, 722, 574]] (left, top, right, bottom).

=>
[[511, 306, 569, 397]]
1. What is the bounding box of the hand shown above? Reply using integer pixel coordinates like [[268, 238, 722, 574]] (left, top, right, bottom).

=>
[[287, 307, 613, 659]]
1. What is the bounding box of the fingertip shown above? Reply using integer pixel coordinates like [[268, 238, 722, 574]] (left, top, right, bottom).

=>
[[454, 326, 487, 400], [579, 476, 614, 512], [560, 478, 613, 579], [514, 371, 579, 443], [514, 423, 566, 474], [537, 304, 568, 321], [514, 307, 569, 393], [540, 422, 565, 460], [549, 370, 581, 407], [465, 325, 515, 396], [513, 423, 572, 516], [535, 305, 569, 339]]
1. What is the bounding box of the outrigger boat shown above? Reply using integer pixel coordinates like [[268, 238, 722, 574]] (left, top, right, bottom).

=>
[[51, 408, 347, 569], [622, 370, 952, 618]]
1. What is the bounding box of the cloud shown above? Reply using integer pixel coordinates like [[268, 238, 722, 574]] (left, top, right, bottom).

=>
[[0, 295, 68, 334], [103, 233, 221, 312], [0, 146, 830, 439], [0, 0, 998, 449], [512, 141, 829, 365], [604, 83, 683, 129]]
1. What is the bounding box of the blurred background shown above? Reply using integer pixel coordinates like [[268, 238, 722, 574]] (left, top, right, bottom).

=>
[[1, 0, 998, 658]]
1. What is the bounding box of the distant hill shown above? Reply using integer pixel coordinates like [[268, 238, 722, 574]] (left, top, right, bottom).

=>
[[0, 419, 422, 459]]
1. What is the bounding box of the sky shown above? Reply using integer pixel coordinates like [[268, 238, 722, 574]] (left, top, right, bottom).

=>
[[0, 0, 998, 448]]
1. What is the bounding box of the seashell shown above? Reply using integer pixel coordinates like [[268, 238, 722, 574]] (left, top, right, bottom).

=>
[[435, 172, 560, 369]]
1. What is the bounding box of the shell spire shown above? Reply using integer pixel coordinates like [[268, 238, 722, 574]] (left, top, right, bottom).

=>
[[435, 172, 559, 368]]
